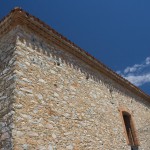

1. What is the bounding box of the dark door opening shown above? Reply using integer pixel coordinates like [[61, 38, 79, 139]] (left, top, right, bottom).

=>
[[123, 113, 139, 149], [131, 146, 139, 150]]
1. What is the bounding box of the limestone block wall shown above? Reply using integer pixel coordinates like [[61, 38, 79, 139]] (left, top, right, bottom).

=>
[[0, 29, 17, 149], [1, 26, 150, 150]]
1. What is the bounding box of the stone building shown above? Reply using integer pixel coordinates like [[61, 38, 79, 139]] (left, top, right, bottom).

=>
[[0, 7, 150, 150]]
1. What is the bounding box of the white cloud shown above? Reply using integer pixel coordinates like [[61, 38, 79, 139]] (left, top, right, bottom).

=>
[[124, 73, 150, 86], [124, 64, 143, 74], [117, 57, 150, 86], [146, 57, 150, 65]]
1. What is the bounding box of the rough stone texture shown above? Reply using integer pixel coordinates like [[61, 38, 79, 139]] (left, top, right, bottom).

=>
[[0, 26, 150, 150], [0, 29, 17, 150]]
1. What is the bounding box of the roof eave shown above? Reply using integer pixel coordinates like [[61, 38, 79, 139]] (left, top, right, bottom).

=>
[[0, 8, 150, 102]]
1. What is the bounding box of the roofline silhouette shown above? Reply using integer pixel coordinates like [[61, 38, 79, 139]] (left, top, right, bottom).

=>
[[0, 7, 149, 102]]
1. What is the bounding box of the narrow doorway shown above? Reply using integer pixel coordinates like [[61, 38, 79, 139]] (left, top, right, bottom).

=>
[[122, 112, 139, 149]]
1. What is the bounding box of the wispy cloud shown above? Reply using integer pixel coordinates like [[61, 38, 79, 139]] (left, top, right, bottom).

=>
[[117, 57, 150, 86]]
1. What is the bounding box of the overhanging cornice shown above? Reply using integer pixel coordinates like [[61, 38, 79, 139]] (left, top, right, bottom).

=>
[[0, 7, 150, 102]]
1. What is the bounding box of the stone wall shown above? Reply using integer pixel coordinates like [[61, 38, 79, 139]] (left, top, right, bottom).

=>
[[0, 29, 17, 150], [1, 26, 150, 150]]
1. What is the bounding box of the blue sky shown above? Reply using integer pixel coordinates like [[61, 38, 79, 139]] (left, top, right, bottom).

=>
[[0, 0, 150, 95]]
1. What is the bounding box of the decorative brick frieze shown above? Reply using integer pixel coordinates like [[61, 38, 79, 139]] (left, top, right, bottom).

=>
[[0, 8, 149, 102]]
